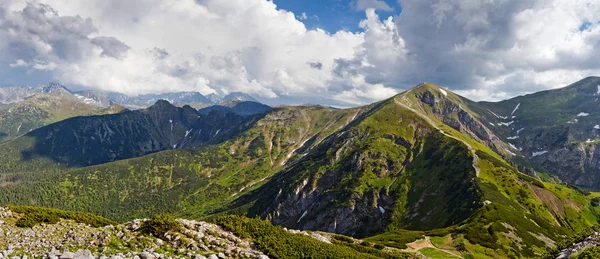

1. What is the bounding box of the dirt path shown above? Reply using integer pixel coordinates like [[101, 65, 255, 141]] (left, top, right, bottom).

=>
[[406, 236, 464, 258], [394, 95, 481, 177]]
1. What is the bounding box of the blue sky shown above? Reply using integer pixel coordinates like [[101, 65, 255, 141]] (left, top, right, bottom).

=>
[[273, 0, 400, 32]]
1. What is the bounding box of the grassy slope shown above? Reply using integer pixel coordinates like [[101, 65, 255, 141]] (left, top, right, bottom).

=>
[[361, 85, 600, 258], [0, 106, 364, 221]]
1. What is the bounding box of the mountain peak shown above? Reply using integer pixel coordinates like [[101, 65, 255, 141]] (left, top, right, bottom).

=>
[[148, 99, 177, 111], [38, 82, 71, 95]]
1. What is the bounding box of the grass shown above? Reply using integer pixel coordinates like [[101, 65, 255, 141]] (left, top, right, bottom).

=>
[[419, 248, 460, 259], [9, 205, 116, 228], [364, 230, 424, 249], [213, 215, 413, 259], [430, 235, 452, 249]]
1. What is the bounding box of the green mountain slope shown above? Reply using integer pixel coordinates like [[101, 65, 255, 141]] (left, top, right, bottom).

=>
[[1, 82, 599, 258], [0, 105, 365, 221], [477, 76, 600, 189], [231, 84, 600, 258]]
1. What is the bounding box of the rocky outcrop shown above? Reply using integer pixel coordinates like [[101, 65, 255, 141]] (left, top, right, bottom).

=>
[[0, 208, 268, 259]]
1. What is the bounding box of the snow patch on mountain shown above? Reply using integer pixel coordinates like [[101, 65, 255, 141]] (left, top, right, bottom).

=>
[[511, 103, 521, 115], [507, 136, 519, 140], [568, 119, 579, 124], [499, 121, 514, 127], [595, 125, 600, 129], [379, 206, 385, 214], [487, 109, 508, 120], [439, 88, 447, 96], [532, 151, 548, 157], [578, 112, 590, 117], [516, 128, 525, 135], [297, 210, 308, 223]]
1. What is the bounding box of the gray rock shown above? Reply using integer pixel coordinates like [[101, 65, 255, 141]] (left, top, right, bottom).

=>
[[217, 253, 226, 259], [207, 255, 218, 259], [139, 252, 155, 259], [257, 255, 269, 259], [74, 250, 94, 259], [133, 256, 140, 259], [60, 252, 75, 259], [108, 256, 123, 259], [193, 255, 207, 259]]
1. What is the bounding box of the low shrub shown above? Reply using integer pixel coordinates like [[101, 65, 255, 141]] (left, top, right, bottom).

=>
[[142, 214, 182, 238], [10, 205, 116, 228]]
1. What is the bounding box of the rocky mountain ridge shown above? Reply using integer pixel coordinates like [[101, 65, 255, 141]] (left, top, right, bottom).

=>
[[0, 83, 264, 111]]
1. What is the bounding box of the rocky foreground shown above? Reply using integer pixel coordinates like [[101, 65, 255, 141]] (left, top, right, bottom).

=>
[[0, 208, 269, 259]]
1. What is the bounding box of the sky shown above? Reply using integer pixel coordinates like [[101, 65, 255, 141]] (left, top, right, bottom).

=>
[[0, 0, 599, 107]]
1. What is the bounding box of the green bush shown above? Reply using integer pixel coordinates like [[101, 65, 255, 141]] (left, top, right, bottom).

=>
[[590, 197, 600, 207], [10, 205, 116, 228], [573, 246, 600, 259], [142, 214, 182, 238], [334, 235, 355, 243], [213, 215, 413, 259]]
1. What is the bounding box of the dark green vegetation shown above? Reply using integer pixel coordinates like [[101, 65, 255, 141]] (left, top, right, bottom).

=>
[[142, 214, 182, 238], [0, 105, 363, 221], [9, 205, 116, 228], [1, 80, 600, 258], [213, 215, 412, 259], [573, 246, 600, 259]]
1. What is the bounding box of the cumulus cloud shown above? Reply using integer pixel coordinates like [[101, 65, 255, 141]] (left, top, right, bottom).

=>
[[1, 0, 599, 106], [392, 0, 600, 100]]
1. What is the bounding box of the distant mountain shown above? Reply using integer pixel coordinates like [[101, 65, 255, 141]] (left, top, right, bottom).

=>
[[0, 100, 253, 169], [206, 93, 223, 103], [107, 91, 214, 110], [0, 83, 125, 143], [199, 100, 272, 116], [0, 82, 71, 104], [223, 92, 259, 102]]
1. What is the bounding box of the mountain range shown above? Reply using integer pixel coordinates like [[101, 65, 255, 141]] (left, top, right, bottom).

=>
[[1, 77, 600, 258], [0, 83, 269, 144]]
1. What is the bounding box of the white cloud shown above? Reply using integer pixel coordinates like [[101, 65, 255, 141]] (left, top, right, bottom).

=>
[[1, 0, 599, 106], [9, 59, 28, 68], [355, 0, 393, 11], [32, 61, 57, 71], [297, 12, 308, 20]]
